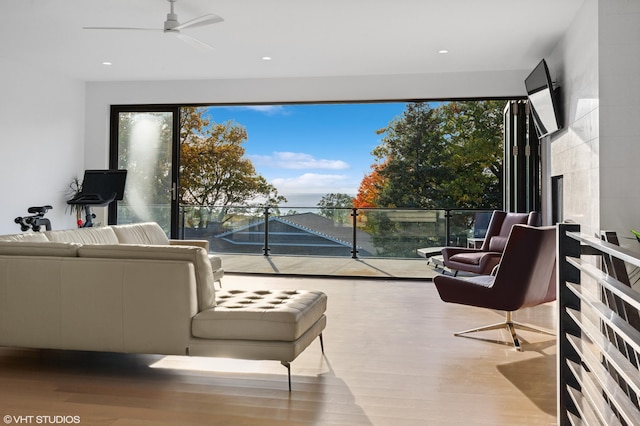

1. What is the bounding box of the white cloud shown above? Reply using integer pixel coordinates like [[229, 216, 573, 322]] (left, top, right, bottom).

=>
[[272, 173, 356, 194], [236, 105, 289, 115], [249, 151, 350, 170]]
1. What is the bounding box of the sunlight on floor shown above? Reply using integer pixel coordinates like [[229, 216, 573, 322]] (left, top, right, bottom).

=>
[[149, 355, 328, 377]]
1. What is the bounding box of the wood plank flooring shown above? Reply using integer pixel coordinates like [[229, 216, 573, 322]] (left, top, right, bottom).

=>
[[0, 275, 557, 425]]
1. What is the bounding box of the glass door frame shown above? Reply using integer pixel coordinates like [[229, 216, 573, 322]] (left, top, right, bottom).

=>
[[503, 100, 541, 213], [109, 105, 181, 238]]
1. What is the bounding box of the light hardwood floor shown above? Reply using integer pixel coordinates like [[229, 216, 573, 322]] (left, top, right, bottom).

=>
[[0, 275, 557, 425]]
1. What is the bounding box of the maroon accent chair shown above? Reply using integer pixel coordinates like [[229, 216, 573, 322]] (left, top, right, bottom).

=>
[[433, 224, 556, 351], [441, 211, 540, 276]]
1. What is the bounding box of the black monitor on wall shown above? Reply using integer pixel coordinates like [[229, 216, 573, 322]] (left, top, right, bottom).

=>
[[525, 59, 562, 138]]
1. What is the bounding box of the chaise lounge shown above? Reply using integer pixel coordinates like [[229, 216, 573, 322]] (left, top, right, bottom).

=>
[[0, 222, 327, 390]]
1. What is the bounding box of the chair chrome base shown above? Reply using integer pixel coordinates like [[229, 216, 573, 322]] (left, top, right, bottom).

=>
[[454, 312, 554, 351]]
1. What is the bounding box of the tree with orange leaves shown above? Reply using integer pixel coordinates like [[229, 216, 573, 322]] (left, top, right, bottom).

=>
[[353, 162, 387, 208]]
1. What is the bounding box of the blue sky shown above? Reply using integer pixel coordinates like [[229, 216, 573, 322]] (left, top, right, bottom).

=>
[[203, 102, 408, 206]]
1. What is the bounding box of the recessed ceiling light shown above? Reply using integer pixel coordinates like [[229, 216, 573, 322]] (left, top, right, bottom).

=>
[[438, 50, 449, 54], [102, 61, 112, 66], [261, 56, 272, 61]]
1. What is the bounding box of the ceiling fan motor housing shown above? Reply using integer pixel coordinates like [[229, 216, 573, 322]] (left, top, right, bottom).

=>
[[164, 13, 179, 32]]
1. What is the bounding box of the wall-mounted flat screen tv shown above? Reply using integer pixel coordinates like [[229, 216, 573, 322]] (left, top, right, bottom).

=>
[[525, 59, 562, 138]]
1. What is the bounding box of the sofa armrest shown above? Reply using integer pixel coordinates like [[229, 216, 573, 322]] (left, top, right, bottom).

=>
[[170, 239, 210, 252]]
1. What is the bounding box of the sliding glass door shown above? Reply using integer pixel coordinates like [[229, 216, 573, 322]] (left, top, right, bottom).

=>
[[109, 106, 180, 237]]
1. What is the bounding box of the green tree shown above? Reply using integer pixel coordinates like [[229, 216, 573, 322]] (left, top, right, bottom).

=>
[[317, 193, 354, 224], [179, 107, 286, 228], [361, 101, 505, 256], [373, 102, 452, 208], [438, 100, 505, 208], [371, 101, 504, 209]]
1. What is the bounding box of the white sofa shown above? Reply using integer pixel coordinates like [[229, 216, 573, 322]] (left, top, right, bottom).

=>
[[0, 222, 327, 390]]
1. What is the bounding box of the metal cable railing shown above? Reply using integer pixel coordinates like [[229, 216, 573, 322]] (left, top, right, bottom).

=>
[[176, 206, 494, 259]]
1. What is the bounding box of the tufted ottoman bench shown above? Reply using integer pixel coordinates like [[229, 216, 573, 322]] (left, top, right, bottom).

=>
[[189, 289, 327, 390]]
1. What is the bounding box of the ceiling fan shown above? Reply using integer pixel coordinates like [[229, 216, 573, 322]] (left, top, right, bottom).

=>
[[83, 0, 224, 52]]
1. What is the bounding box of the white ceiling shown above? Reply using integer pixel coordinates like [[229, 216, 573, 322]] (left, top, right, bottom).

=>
[[3, 0, 584, 82]]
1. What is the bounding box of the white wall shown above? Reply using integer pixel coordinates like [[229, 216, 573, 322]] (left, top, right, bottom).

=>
[[548, 0, 600, 237], [0, 59, 85, 234], [547, 0, 640, 245], [598, 0, 640, 245]]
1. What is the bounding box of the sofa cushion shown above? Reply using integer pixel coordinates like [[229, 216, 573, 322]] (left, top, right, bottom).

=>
[[44, 227, 119, 245], [77, 244, 215, 311], [111, 222, 170, 245], [449, 252, 485, 265], [0, 232, 49, 242], [192, 290, 327, 341], [0, 241, 80, 257]]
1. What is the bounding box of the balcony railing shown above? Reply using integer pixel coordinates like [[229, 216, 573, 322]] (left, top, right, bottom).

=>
[[176, 205, 495, 259]]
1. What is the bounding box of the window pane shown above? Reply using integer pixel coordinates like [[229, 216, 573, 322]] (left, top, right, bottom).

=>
[[116, 112, 173, 231]]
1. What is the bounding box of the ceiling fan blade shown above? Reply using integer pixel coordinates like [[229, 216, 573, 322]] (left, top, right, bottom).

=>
[[176, 33, 215, 52], [174, 14, 224, 30], [83, 26, 161, 31]]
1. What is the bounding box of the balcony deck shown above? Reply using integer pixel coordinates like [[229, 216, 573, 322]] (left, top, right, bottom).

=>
[[220, 253, 441, 280]]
